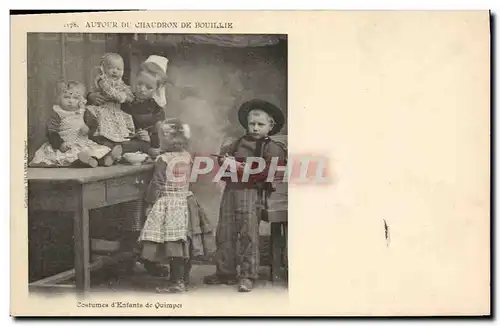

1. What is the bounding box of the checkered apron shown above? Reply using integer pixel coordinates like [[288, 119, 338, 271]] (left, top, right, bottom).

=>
[[86, 104, 135, 143], [139, 152, 192, 243]]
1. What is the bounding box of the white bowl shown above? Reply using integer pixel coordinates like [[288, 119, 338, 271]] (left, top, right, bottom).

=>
[[123, 152, 148, 165]]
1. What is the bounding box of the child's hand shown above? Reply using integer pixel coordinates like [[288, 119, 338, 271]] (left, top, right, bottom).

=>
[[116, 92, 127, 104], [219, 154, 234, 166], [126, 93, 134, 102], [148, 147, 162, 159], [79, 124, 90, 136], [136, 130, 151, 143], [145, 205, 153, 217], [224, 155, 243, 168], [60, 142, 72, 152]]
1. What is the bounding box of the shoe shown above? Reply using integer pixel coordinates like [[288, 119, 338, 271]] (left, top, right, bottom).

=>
[[77, 151, 98, 168], [156, 281, 186, 293], [237, 278, 253, 292], [203, 274, 238, 285]]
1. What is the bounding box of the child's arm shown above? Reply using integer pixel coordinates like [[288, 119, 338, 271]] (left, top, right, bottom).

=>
[[149, 103, 166, 148], [120, 101, 133, 115], [124, 84, 134, 102], [83, 109, 99, 137], [152, 102, 166, 122], [144, 157, 168, 204], [218, 139, 235, 163], [248, 141, 287, 183], [86, 91, 112, 106], [45, 111, 63, 150], [216, 139, 240, 182], [97, 77, 128, 104]]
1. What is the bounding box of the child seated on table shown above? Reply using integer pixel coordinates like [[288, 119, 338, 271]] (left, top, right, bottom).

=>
[[29, 80, 111, 168], [138, 118, 214, 293], [83, 52, 136, 166]]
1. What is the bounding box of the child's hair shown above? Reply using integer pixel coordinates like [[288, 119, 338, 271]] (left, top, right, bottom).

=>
[[248, 109, 276, 128], [156, 118, 191, 152], [139, 61, 168, 87], [100, 52, 124, 69], [55, 80, 86, 103]]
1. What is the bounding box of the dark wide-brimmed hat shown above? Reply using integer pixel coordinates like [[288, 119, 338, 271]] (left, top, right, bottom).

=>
[[237, 99, 285, 136]]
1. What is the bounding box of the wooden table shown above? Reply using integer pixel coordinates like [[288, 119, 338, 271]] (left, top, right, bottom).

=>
[[27, 164, 154, 293]]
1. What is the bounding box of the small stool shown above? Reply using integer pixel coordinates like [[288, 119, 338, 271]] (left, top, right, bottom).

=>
[[263, 205, 288, 283]]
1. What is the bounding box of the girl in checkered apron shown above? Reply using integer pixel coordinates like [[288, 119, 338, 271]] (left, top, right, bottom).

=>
[[138, 119, 214, 293], [29, 81, 111, 167]]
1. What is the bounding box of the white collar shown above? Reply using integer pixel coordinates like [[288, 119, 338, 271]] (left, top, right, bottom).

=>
[[53, 104, 84, 117]]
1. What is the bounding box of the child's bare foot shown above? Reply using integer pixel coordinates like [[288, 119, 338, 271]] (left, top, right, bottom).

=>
[[110, 145, 123, 161], [100, 154, 115, 167], [77, 151, 98, 168]]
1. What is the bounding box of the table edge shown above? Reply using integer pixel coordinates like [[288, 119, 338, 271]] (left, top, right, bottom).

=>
[[27, 164, 154, 184]]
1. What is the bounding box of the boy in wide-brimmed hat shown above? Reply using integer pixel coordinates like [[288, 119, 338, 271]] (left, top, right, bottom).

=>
[[203, 99, 287, 292]]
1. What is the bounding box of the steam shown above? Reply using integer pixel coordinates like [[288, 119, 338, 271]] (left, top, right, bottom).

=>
[[159, 49, 286, 226]]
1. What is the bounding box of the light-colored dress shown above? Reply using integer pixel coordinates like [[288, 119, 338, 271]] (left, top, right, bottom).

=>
[[87, 75, 135, 143], [30, 105, 111, 167]]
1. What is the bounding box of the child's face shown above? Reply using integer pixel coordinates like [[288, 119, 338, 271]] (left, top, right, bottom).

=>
[[133, 72, 158, 100], [103, 57, 124, 80], [59, 88, 84, 111], [247, 109, 273, 139], [158, 124, 176, 149]]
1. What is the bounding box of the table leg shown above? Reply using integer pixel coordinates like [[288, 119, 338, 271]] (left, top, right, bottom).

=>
[[74, 205, 91, 293]]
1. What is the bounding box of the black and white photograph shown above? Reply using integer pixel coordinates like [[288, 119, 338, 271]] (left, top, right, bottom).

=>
[[10, 10, 491, 317], [26, 33, 288, 295]]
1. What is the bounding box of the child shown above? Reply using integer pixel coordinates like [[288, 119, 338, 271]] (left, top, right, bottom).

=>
[[139, 118, 214, 293], [203, 99, 287, 292], [121, 55, 169, 157], [86, 54, 168, 159], [84, 52, 135, 166], [29, 81, 111, 168]]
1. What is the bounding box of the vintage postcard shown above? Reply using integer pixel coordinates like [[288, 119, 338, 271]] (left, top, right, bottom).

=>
[[10, 10, 490, 316]]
